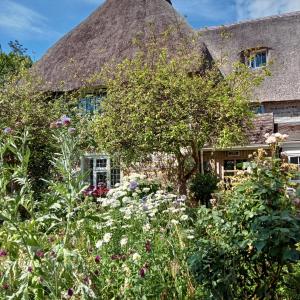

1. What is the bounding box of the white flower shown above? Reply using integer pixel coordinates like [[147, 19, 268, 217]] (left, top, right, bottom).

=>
[[266, 136, 277, 144], [170, 219, 179, 225], [120, 237, 128, 247], [132, 192, 138, 197], [264, 133, 270, 138], [96, 240, 104, 249], [132, 253, 141, 261], [187, 235, 195, 240], [180, 214, 189, 221], [103, 233, 112, 243], [282, 134, 289, 140], [143, 223, 151, 232], [143, 187, 150, 193], [274, 132, 282, 138]]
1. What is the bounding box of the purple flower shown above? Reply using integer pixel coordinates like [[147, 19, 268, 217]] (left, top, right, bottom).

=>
[[139, 267, 146, 278], [67, 288, 74, 296], [95, 255, 101, 264], [55, 120, 63, 128], [129, 181, 138, 191], [0, 249, 7, 257], [3, 127, 12, 135], [61, 115, 71, 126], [68, 127, 76, 134], [28, 266, 33, 273], [145, 240, 151, 253], [2, 283, 9, 290], [36, 250, 45, 258]]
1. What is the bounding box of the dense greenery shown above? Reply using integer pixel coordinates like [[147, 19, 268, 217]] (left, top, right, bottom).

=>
[[92, 37, 267, 194], [189, 135, 300, 299], [1, 126, 299, 299], [189, 172, 219, 206]]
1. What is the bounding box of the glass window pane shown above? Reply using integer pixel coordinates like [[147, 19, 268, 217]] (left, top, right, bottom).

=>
[[96, 172, 107, 186], [261, 52, 267, 65], [290, 157, 299, 165], [96, 159, 107, 168], [111, 168, 121, 187], [224, 160, 235, 170]]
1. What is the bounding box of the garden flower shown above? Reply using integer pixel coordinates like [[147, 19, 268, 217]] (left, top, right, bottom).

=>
[[139, 267, 146, 278], [120, 237, 128, 247], [28, 266, 33, 273], [61, 115, 71, 126], [145, 240, 151, 253], [103, 233, 112, 243], [67, 288, 74, 296], [55, 120, 63, 128], [68, 127, 76, 134], [143, 224, 151, 232], [0, 249, 7, 257], [3, 127, 12, 134], [2, 283, 9, 290], [129, 181, 138, 190], [36, 250, 45, 258], [187, 235, 195, 240], [171, 219, 179, 225], [132, 253, 141, 262], [95, 255, 101, 264], [96, 240, 104, 249]]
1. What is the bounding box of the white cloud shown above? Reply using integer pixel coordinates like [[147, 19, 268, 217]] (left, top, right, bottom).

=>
[[236, 0, 300, 20], [0, 0, 58, 39]]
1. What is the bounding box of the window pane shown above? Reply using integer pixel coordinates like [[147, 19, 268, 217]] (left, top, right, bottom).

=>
[[290, 157, 299, 165], [224, 160, 235, 170], [261, 52, 267, 65], [96, 172, 107, 186], [111, 168, 121, 187], [96, 159, 107, 168]]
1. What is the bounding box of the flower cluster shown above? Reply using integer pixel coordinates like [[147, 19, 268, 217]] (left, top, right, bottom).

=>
[[83, 184, 109, 198], [264, 132, 289, 145], [50, 115, 76, 133]]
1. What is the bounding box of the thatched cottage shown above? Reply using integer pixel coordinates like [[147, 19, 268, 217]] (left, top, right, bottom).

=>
[[35, 0, 300, 186]]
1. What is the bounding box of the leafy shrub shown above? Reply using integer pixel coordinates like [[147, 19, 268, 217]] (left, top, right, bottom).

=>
[[189, 136, 300, 299], [189, 172, 219, 206]]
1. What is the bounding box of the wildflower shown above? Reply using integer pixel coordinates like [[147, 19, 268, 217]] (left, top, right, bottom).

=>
[[96, 240, 104, 249], [139, 267, 146, 278], [132, 253, 141, 262], [180, 214, 189, 221], [2, 283, 9, 290], [61, 115, 71, 126], [143, 224, 151, 232], [187, 235, 195, 240], [28, 266, 33, 273], [103, 233, 112, 243], [68, 127, 76, 134], [55, 120, 63, 128], [120, 237, 128, 247], [36, 250, 45, 258], [129, 181, 138, 191], [0, 249, 7, 257], [67, 288, 74, 296], [145, 240, 151, 253], [170, 219, 179, 225], [142, 187, 150, 193], [95, 255, 101, 264], [3, 127, 12, 134]]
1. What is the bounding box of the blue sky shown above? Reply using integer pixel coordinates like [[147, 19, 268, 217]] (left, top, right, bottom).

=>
[[0, 0, 300, 60]]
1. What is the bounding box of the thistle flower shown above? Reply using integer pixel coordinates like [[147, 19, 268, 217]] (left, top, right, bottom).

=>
[[3, 127, 12, 134], [67, 288, 74, 296], [95, 255, 101, 264], [139, 267, 146, 278], [0, 249, 7, 257], [145, 240, 151, 253], [61, 115, 71, 126], [36, 250, 45, 258]]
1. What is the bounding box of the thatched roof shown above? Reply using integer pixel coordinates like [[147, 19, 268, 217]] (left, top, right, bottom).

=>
[[34, 0, 209, 92], [200, 11, 300, 103]]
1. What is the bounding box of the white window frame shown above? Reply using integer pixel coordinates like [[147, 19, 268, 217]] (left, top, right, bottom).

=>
[[246, 49, 268, 70]]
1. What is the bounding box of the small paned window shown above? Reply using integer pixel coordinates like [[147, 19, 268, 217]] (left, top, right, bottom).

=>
[[246, 50, 268, 69], [224, 159, 247, 177], [290, 156, 300, 167], [111, 168, 121, 187], [96, 172, 107, 186], [78, 95, 105, 114], [96, 158, 107, 168]]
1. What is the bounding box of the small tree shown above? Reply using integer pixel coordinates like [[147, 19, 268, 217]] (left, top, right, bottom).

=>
[[92, 34, 266, 194]]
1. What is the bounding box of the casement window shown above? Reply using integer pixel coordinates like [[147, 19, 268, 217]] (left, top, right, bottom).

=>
[[289, 156, 300, 168], [243, 49, 268, 69], [84, 155, 121, 188], [224, 159, 247, 177], [78, 95, 105, 114]]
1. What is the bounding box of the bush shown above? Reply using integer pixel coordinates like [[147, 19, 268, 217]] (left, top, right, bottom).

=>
[[189, 172, 219, 206], [189, 140, 300, 299]]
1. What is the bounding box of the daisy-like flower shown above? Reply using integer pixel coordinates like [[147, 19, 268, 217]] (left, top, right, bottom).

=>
[[103, 233, 112, 243], [120, 237, 128, 247], [132, 253, 141, 262]]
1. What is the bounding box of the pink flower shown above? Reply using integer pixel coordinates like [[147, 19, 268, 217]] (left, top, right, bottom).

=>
[[0, 249, 7, 257], [36, 250, 45, 258], [61, 115, 71, 126], [95, 255, 101, 264]]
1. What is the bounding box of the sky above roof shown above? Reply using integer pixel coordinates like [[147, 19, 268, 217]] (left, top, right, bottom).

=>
[[0, 0, 299, 60]]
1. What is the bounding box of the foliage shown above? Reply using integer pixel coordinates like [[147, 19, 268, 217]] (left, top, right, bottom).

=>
[[0, 41, 32, 86], [92, 34, 267, 194], [189, 134, 300, 299], [189, 172, 219, 206], [0, 127, 199, 299]]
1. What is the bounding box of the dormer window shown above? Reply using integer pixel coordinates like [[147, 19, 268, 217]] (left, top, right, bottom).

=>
[[243, 48, 268, 69]]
